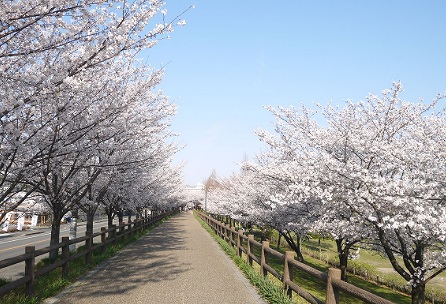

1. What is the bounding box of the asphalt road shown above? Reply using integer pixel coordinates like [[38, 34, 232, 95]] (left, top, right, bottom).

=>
[[0, 219, 111, 280]]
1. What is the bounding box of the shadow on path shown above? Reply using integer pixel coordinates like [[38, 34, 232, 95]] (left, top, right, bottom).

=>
[[49, 212, 265, 304], [59, 216, 191, 300]]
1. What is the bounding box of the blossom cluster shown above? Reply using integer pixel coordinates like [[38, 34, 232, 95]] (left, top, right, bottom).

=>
[[0, 1, 187, 242], [207, 83, 446, 297]]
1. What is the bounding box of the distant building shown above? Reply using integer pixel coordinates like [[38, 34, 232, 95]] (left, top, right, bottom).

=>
[[1, 193, 50, 231]]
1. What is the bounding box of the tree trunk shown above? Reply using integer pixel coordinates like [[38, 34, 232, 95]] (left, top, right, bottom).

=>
[[48, 198, 67, 260], [49, 214, 63, 259], [104, 206, 115, 228], [411, 283, 425, 304], [117, 210, 124, 224], [296, 234, 304, 262], [336, 239, 348, 281], [375, 226, 427, 304], [86, 210, 94, 236], [107, 212, 114, 228], [335, 238, 357, 281], [339, 250, 349, 281], [279, 231, 305, 262]]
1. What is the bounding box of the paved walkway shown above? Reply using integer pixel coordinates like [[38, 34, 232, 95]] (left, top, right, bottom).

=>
[[45, 211, 266, 304]]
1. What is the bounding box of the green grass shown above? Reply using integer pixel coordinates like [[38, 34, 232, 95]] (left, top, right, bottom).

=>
[[266, 229, 446, 303], [254, 245, 411, 304], [0, 278, 9, 288], [0, 215, 173, 304], [199, 214, 414, 304], [301, 238, 446, 303]]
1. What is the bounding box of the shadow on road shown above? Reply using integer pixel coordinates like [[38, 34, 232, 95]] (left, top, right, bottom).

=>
[[62, 215, 192, 299]]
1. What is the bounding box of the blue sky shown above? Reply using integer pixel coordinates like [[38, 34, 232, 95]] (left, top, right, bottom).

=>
[[145, 1, 446, 186]]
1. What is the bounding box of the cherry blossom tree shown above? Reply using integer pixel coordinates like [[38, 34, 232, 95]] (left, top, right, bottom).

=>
[[25, 58, 144, 256], [257, 103, 373, 280], [207, 163, 315, 262], [74, 62, 178, 235], [259, 83, 446, 303], [96, 108, 182, 228], [319, 86, 446, 303], [248, 164, 317, 261], [1, 1, 189, 258]]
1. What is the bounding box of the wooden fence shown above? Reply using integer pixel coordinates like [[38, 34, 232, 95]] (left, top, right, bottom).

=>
[[196, 211, 394, 304], [0, 210, 177, 297]]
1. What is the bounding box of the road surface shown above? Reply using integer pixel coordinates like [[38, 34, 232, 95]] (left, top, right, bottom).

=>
[[0, 219, 110, 280], [45, 211, 266, 304]]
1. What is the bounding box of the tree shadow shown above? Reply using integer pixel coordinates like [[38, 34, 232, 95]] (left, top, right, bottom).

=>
[[58, 214, 193, 300]]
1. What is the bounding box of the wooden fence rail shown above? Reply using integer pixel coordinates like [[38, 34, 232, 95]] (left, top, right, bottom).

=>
[[196, 211, 394, 304], [0, 210, 176, 297]]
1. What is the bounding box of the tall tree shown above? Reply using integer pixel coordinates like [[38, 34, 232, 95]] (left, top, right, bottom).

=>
[[259, 83, 446, 303], [1, 1, 189, 258]]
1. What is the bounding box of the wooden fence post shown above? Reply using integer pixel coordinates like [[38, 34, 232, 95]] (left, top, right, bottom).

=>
[[119, 224, 125, 241], [326, 268, 341, 304], [111, 224, 116, 245], [225, 224, 231, 242], [129, 220, 133, 237], [129, 220, 134, 236], [261, 241, 269, 277], [283, 251, 294, 299], [226, 225, 230, 242], [223, 224, 226, 238], [62, 237, 69, 279], [229, 227, 234, 247], [247, 235, 254, 266], [85, 231, 92, 265], [101, 227, 107, 253], [25, 246, 35, 296], [237, 230, 243, 257]]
